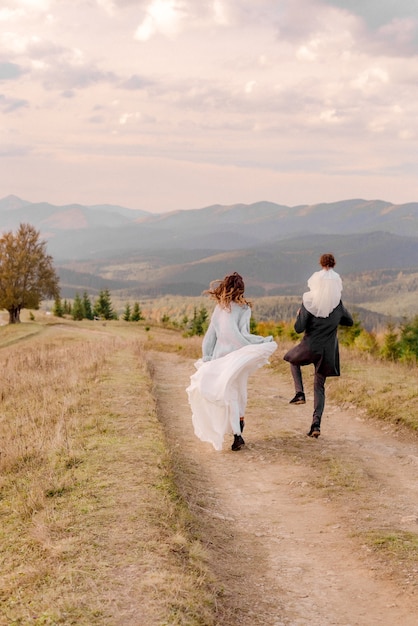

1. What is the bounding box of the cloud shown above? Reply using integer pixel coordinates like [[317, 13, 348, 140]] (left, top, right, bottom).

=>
[[0, 144, 31, 156], [0, 8, 24, 21], [374, 17, 418, 54], [273, 1, 418, 57], [96, 0, 149, 9], [119, 111, 141, 124], [0, 61, 24, 80], [134, 0, 185, 41], [0, 31, 119, 91], [96, 0, 117, 15], [10, 0, 52, 9], [323, 0, 418, 53], [351, 66, 390, 93], [89, 114, 105, 124], [132, 0, 238, 41], [0, 31, 64, 59], [0, 0, 53, 18], [213, 0, 228, 25], [0, 0, 416, 211], [325, 0, 418, 30], [120, 74, 153, 90], [273, 0, 346, 42], [0, 93, 28, 112], [244, 80, 256, 94], [41, 64, 117, 90]]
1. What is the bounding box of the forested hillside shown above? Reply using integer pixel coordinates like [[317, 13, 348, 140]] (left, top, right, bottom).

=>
[[2, 195, 418, 321]]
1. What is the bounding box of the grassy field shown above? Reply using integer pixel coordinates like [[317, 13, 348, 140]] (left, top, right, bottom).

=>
[[0, 318, 212, 625], [1, 314, 418, 624]]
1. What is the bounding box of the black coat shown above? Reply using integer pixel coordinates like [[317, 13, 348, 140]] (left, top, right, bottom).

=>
[[283, 301, 353, 377]]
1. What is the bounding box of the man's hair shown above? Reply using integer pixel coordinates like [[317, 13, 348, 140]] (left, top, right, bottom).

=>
[[319, 253, 336, 268]]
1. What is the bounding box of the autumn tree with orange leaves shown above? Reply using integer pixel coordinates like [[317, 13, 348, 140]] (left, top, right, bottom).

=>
[[0, 223, 60, 324]]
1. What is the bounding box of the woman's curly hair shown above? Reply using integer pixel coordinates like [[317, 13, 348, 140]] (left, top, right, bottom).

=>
[[204, 272, 251, 309]]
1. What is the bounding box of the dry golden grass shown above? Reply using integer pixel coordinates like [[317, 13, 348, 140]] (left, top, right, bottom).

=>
[[324, 346, 418, 432], [141, 325, 202, 360], [0, 320, 217, 625]]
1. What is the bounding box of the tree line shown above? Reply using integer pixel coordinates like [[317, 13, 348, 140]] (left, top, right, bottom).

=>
[[52, 290, 144, 322], [169, 307, 418, 364], [255, 313, 418, 364], [0, 223, 146, 324]]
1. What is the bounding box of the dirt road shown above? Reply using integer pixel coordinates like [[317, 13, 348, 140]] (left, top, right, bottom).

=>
[[150, 350, 418, 626]]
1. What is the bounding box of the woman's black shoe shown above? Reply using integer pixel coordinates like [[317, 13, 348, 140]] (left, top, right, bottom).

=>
[[231, 434, 245, 451]]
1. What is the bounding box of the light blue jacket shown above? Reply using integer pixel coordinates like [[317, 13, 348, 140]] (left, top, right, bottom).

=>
[[202, 302, 273, 361]]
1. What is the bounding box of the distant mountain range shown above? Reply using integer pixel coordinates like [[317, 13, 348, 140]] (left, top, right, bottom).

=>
[[2, 195, 418, 256], [1, 194, 418, 321]]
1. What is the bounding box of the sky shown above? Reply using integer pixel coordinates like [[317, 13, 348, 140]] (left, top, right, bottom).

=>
[[0, 0, 417, 213]]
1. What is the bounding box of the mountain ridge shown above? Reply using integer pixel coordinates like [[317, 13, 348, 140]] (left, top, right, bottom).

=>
[[2, 195, 418, 262]]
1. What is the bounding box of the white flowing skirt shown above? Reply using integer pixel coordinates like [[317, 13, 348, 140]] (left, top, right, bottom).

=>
[[186, 341, 277, 451]]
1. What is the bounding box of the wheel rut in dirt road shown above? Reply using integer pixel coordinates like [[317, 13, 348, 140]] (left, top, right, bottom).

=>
[[150, 349, 418, 626]]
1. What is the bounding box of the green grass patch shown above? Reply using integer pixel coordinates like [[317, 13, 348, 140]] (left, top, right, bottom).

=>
[[363, 530, 418, 564], [315, 456, 365, 493]]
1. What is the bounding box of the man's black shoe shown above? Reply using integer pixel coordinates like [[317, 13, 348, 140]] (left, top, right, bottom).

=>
[[289, 392, 306, 405], [307, 424, 320, 438]]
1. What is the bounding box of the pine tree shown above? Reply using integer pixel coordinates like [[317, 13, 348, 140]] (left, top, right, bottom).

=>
[[131, 302, 143, 322], [381, 322, 401, 361], [189, 306, 209, 336], [399, 315, 418, 360], [132, 302, 143, 321], [72, 293, 84, 320], [339, 312, 362, 346], [52, 296, 64, 317], [123, 303, 131, 321], [93, 289, 117, 320], [82, 291, 94, 320]]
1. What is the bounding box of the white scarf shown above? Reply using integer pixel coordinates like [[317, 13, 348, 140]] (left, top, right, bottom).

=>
[[302, 268, 342, 318]]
